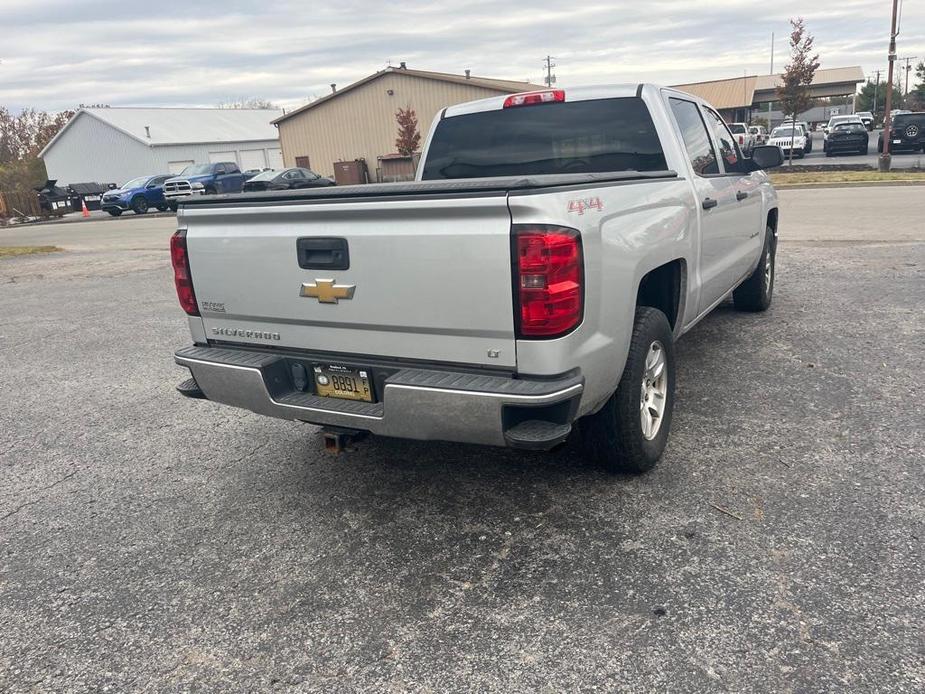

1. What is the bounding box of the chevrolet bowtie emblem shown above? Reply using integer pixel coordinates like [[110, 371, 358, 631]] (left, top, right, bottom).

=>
[[300, 279, 356, 304]]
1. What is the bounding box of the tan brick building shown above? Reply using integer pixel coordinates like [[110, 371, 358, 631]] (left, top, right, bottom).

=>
[[273, 66, 542, 180]]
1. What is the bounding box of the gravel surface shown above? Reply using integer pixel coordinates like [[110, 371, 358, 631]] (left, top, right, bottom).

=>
[[1, 188, 923, 692]]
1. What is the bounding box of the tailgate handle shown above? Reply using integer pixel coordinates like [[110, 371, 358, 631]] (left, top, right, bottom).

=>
[[297, 237, 349, 270]]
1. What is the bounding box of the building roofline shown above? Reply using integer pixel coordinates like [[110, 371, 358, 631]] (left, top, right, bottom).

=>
[[39, 109, 153, 158], [273, 67, 544, 124]]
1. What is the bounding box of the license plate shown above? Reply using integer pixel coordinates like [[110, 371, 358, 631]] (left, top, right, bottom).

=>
[[894, 139, 902, 144], [312, 364, 373, 402]]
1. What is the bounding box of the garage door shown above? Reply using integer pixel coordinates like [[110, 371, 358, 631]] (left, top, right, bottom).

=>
[[267, 148, 283, 169], [208, 151, 237, 164], [239, 149, 267, 171], [168, 160, 194, 174]]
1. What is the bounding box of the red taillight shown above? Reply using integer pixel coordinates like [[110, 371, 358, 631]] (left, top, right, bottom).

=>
[[503, 89, 565, 108], [513, 225, 582, 338], [738, 135, 745, 145], [170, 230, 199, 316]]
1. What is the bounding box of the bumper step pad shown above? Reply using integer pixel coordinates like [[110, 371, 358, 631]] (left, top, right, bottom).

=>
[[504, 420, 572, 450]]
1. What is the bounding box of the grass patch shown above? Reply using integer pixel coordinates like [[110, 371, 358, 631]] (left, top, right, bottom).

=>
[[770, 170, 925, 185], [0, 246, 63, 258]]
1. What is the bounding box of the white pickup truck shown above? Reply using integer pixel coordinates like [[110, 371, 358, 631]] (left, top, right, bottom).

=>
[[171, 85, 783, 474]]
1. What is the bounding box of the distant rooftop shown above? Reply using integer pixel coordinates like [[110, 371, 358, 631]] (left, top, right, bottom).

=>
[[41, 106, 282, 156], [672, 66, 866, 109], [274, 66, 545, 124]]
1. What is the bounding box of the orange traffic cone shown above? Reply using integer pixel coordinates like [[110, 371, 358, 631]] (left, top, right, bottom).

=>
[[81, 198, 90, 218]]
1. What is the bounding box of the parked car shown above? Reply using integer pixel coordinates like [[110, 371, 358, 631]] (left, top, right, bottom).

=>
[[768, 124, 808, 158], [101, 174, 171, 216], [878, 112, 925, 153], [163, 162, 245, 210], [781, 120, 813, 152], [823, 114, 863, 139], [748, 125, 769, 145], [856, 111, 874, 131], [171, 84, 783, 475], [728, 122, 755, 152], [243, 168, 335, 192], [243, 168, 273, 180], [825, 122, 869, 156]]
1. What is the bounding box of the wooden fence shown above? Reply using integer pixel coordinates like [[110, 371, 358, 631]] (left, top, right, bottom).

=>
[[0, 190, 43, 220]]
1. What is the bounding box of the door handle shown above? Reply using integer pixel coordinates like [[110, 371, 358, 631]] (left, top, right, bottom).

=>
[[702, 197, 718, 210], [297, 237, 350, 270], [736, 191, 749, 201]]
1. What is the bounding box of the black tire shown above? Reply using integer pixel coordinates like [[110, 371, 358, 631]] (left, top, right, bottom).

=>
[[860, 145, 868, 155], [733, 224, 776, 312], [107, 209, 122, 217], [156, 204, 168, 212], [168, 201, 178, 212], [797, 149, 805, 159], [825, 150, 832, 157], [131, 196, 149, 215], [580, 307, 676, 474]]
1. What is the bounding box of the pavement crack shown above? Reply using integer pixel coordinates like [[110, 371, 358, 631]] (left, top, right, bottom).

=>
[[0, 469, 79, 522]]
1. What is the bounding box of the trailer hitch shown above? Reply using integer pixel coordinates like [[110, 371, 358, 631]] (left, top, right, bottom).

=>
[[321, 426, 368, 454]]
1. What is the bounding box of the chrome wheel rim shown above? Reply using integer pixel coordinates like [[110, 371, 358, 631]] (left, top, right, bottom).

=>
[[640, 341, 668, 441], [764, 247, 773, 288]]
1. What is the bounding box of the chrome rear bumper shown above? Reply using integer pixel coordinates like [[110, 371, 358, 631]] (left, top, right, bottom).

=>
[[175, 346, 583, 449]]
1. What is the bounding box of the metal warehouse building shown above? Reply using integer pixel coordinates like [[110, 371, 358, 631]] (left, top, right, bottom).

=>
[[40, 107, 283, 186], [274, 66, 543, 180]]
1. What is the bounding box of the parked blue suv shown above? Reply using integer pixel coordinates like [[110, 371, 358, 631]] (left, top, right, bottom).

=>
[[163, 162, 246, 210], [101, 174, 171, 216]]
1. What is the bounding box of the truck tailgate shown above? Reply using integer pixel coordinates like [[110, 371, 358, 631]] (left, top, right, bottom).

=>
[[181, 195, 517, 368]]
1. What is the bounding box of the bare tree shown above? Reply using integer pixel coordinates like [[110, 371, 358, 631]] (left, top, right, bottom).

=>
[[394, 106, 421, 156], [776, 18, 820, 164], [216, 97, 277, 109]]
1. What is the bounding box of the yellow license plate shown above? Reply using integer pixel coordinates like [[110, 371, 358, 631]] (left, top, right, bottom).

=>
[[312, 364, 374, 402]]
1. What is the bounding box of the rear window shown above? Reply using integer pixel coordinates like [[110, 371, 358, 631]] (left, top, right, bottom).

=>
[[420, 97, 667, 180], [728, 124, 747, 134]]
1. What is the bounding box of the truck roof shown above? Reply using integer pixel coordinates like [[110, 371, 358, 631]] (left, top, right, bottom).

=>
[[443, 84, 647, 118]]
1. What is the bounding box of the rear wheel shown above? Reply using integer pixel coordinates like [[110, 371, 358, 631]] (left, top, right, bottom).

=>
[[131, 196, 149, 215], [156, 204, 168, 212], [733, 224, 776, 312], [107, 209, 122, 217], [580, 307, 676, 474]]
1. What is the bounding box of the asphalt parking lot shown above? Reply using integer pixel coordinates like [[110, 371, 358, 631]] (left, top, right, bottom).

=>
[[782, 129, 925, 168], [1, 187, 923, 692]]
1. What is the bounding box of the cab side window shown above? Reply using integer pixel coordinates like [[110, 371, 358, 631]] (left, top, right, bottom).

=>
[[669, 97, 719, 175], [702, 108, 747, 174]]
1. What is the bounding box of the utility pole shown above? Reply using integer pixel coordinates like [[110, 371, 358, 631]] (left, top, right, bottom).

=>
[[899, 56, 918, 94], [543, 56, 557, 88], [879, 0, 899, 170], [767, 32, 774, 127], [872, 70, 881, 117]]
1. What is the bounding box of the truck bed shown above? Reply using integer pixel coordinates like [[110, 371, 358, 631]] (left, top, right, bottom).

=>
[[179, 170, 678, 207]]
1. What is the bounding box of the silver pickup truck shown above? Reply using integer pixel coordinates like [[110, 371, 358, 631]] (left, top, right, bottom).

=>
[[171, 85, 784, 474]]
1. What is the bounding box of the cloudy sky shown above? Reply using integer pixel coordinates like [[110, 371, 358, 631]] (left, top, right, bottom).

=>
[[1, 0, 922, 112]]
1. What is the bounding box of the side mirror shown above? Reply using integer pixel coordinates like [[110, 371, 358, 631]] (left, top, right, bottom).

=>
[[750, 145, 784, 170]]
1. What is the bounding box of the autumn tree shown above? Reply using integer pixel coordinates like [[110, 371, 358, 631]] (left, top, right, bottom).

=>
[[0, 107, 74, 191], [394, 106, 420, 156], [776, 18, 820, 164]]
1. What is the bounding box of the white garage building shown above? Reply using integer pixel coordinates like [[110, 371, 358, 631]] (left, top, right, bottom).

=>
[[40, 107, 283, 186]]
